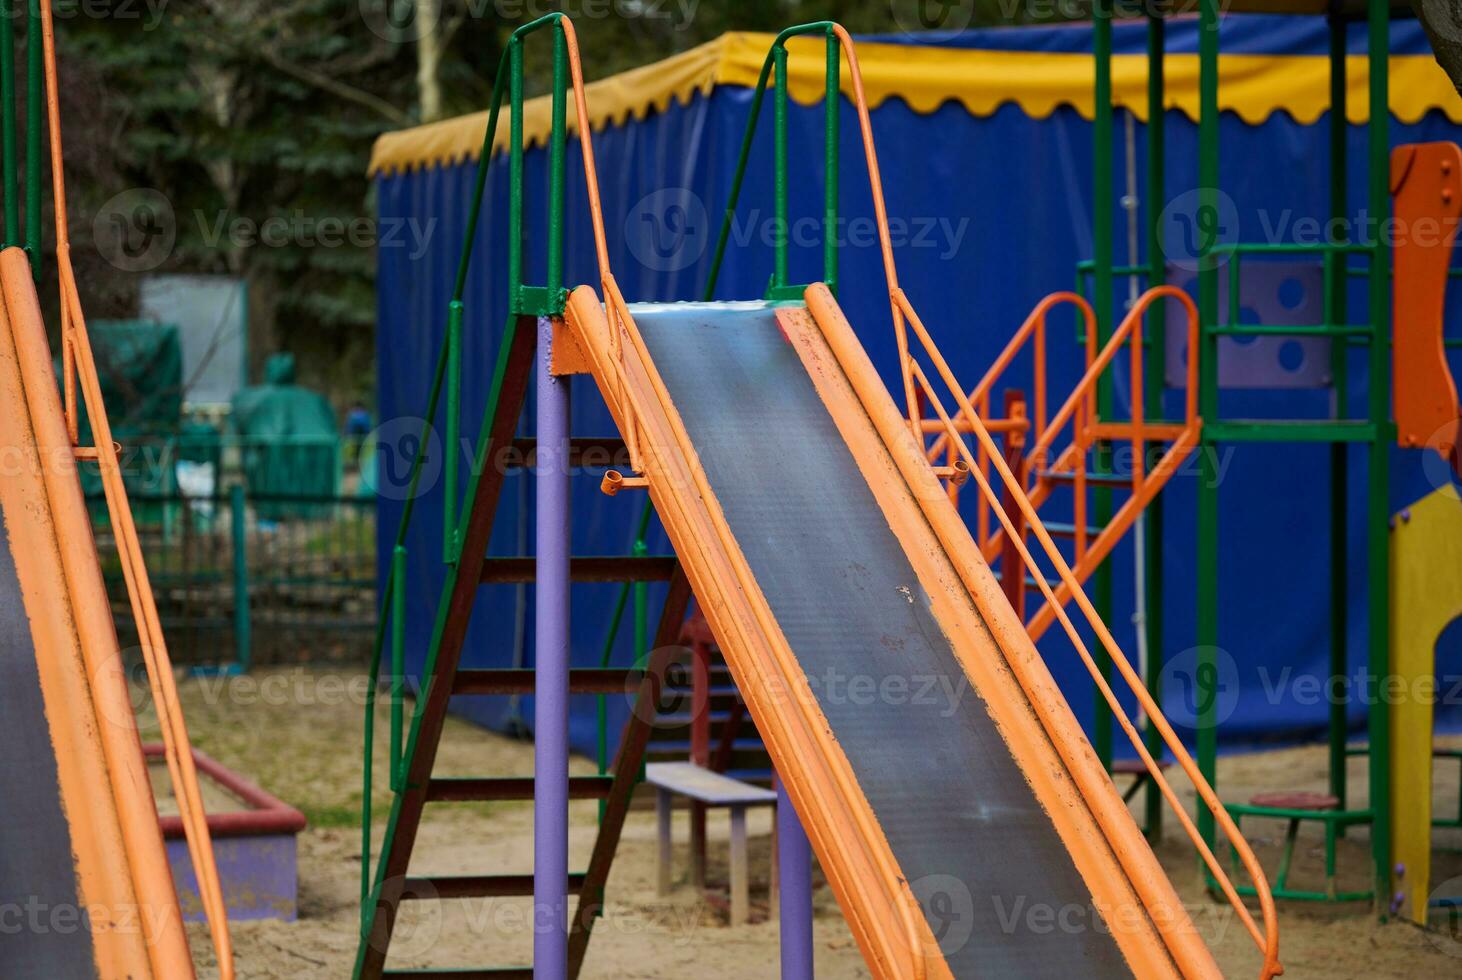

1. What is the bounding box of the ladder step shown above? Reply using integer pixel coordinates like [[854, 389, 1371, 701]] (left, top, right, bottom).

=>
[[426, 776, 614, 802], [1040, 521, 1104, 538], [451, 668, 633, 695], [480, 555, 677, 584], [1037, 469, 1131, 487], [401, 873, 587, 900], [385, 970, 531, 979]]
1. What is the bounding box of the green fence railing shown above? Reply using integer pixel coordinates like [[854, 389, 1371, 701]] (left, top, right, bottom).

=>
[[89, 488, 376, 672]]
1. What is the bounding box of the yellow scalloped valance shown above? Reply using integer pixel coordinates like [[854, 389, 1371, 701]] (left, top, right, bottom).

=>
[[368, 30, 1462, 176]]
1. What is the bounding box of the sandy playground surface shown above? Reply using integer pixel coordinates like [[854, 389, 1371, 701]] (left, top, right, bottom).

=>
[[132, 667, 1462, 979]]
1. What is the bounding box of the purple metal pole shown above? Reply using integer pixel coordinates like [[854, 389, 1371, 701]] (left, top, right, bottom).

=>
[[534, 316, 570, 978], [778, 773, 814, 979]]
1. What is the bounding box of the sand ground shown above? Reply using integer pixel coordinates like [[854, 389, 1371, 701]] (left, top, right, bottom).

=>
[[137, 667, 1462, 978]]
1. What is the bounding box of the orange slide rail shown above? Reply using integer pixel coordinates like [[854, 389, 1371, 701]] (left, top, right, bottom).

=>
[[34, 1, 234, 975], [816, 24, 1281, 980]]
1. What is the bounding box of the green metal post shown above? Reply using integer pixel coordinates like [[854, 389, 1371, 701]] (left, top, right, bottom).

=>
[[773, 44, 789, 291], [1365, 0, 1392, 908], [1142, 10, 1167, 841], [390, 545, 406, 792], [1327, 8, 1351, 814], [1092, 0, 1115, 770], [1195, 0, 1222, 854], [23, 0, 38, 269], [230, 483, 251, 673], [702, 24, 839, 301], [0, 0, 16, 247], [548, 28, 567, 300], [443, 300, 462, 563], [824, 34, 839, 292], [508, 38, 524, 305]]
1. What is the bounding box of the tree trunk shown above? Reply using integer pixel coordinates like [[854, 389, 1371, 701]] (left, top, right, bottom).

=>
[[416, 0, 443, 123]]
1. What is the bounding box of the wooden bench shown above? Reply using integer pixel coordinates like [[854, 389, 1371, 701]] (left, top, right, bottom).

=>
[[645, 762, 777, 925]]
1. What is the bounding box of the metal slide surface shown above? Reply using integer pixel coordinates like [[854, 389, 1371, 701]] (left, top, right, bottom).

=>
[[634, 302, 1129, 976], [0, 520, 98, 978]]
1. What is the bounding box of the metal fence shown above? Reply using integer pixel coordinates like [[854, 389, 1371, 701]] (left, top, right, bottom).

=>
[[88, 487, 376, 669]]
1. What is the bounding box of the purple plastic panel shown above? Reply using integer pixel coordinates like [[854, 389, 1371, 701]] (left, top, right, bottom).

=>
[[165, 834, 299, 922], [1165, 260, 1331, 388]]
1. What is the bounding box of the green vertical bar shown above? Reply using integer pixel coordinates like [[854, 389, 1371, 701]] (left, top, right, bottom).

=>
[[1326, 9, 1350, 813], [547, 26, 567, 300], [632, 537, 648, 668], [1195, 0, 1221, 855], [508, 38, 524, 307], [443, 301, 462, 564], [824, 32, 839, 293], [632, 534, 648, 783], [1142, 10, 1167, 842], [390, 545, 406, 793], [1365, 0, 1391, 909], [773, 44, 789, 290], [23, 0, 37, 268], [0, 0, 15, 247], [231, 483, 251, 673], [1092, 0, 1115, 770], [362, 597, 376, 913], [595, 582, 631, 824]]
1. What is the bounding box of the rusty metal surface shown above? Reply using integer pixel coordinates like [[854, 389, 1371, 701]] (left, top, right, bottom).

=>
[[637, 303, 1127, 977]]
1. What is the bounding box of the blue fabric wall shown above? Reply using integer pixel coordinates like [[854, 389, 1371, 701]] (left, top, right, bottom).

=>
[[376, 61, 1462, 760]]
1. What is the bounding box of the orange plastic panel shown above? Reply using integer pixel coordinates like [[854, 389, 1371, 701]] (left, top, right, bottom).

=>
[[1392, 142, 1462, 475]]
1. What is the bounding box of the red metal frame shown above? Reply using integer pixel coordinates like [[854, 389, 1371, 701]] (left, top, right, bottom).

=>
[[142, 745, 306, 840]]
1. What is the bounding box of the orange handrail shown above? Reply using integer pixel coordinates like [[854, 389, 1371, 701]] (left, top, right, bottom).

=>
[[805, 23, 1280, 980], [923, 291, 1091, 548], [39, 2, 233, 976], [926, 291, 1094, 462]]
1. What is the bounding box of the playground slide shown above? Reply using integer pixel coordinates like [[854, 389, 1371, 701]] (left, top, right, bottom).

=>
[[565, 286, 1227, 978], [0, 249, 196, 978]]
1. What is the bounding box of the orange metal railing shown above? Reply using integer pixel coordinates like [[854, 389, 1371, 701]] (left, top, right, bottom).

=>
[[38, 2, 234, 977], [924, 291, 1093, 546], [924, 288, 1200, 600], [1018, 286, 1201, 637], [818, 23, 1282, 980]]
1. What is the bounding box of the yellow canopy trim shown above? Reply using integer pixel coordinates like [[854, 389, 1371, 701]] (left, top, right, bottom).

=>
[[368, 30, 1462, 176]]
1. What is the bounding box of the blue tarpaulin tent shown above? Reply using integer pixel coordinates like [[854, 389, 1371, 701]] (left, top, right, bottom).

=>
[[370, 14, 1462, 759]]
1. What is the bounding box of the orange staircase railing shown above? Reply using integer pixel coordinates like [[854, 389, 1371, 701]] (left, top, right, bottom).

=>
[[926, 286, 1202, 640]]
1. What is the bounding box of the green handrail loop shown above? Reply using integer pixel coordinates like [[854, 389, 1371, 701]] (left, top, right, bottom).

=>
[[704, 22, 843, 302]]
